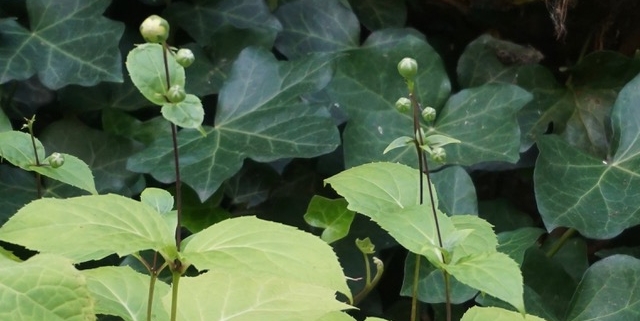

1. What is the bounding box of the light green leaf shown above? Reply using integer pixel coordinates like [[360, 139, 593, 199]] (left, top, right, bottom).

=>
[[274, 0, 359, 58], [348, 0, 407, 30], [128, 48, 340, 201], [355, 237, 376, 254], [497, 227, 545, 266], [0, 246, 20, 263], [450, 215, 498, 263], [365, 318, 391, 321], [160, 94, 204, 130], [83, 266, 170, 321], [383, 136, 414, 154], [426, 134, 462, 147], [40, 119, 144, 197], [445, 252, 525, 314], [304, 196, 355, 244], [182, 216, 351, 300], [0, 131, 45, 170], [168, 271, 350, 321], [0, 254, 95, 321], [0, 194, 176, 263], [30, 153, 98, 195], [535, 71, 640, 239], [317, 311, 357, 321], [140, 187, 174, 214], [0, 0, 124, 89], [461, 306, 547, 321], [326, 162, 455, 265], [126, 43, 185, 106], [566, 255, 640, 321]]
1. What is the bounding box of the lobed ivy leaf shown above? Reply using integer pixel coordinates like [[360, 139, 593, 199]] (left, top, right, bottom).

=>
[[168, 271, 350, 321], [304, 195, 355, 244], [181, 216, 352, 301], [0, 0, 124, 89], [431, 166, 478, 216], [535, 71, 640, 239], [0, 166, 37, 225], [0, 254, 95, 321], [274, 0, 359, 59], [83, 266, 170, 321], [128, 47, 340, 201], [497, 227, 545, 266], [565, 255, 640, 321], [348, 0, 407, 30], [0, 194, 177, 263]]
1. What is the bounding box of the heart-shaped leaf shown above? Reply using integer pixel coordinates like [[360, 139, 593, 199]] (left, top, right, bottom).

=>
[[128, 47, 340, 201], [0, 0, 123, 89], [304, 196, 355, 244], [349, 0, 407, 30]]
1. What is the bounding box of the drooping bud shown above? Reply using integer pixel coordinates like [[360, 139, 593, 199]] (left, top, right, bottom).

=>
[[395, 97, 411, 113], [397, 57, 418, 80], [139, 15, 170, 43], [175, 48, 195, 67]]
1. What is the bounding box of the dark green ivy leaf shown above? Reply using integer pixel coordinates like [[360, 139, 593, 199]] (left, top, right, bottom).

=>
[[0, 0, 124, 89], [128, 48, 340, 201]]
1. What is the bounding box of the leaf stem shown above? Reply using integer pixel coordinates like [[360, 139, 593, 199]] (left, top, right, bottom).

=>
[[147, 271, 158, 321], [170, 271, 181, 321], [410, 253, 421, 321], [546, 228, 576, 258], [23, 116, 42, 198], [353, 257, 384, 305], [171, 123, 183, 250]]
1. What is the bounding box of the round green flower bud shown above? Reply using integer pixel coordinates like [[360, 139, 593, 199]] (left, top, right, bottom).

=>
[[175, 48, 195, 67], [139, 15, 170, 43], [166, 85, 186, 103], [395, 97, 411, 113], [397, 57, 418, 80], [422, 106, 437, 122], [431, 147, 447, 164], [48, 152, 65, 168]]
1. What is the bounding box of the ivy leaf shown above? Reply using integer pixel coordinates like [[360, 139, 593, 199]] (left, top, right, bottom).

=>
[[535, 72, 640, 239], [348, 0, 407, 30], [445, 252, 525, 314], [565, 255, 640, 321], [0, 254, 95, 321], [181, 216, 352, 301], [0, 0, 124, 89], [128, 47, 340, 201], [497, 227, 545, 265], [83, 266, 170, 321], [0, 194, 177, 263], [304, 196, 355, 244], [461, 306, 547, 321], [431, 166, 478, 216], [168, 271, 350, 321], [274, 0, 359, 58], [0, 166, 37, 225]]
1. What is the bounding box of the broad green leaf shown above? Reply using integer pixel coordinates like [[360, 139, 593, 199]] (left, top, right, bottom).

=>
[[0, 131, 45, 170], [30, 153, 98, 195], [432, 166, 478, 215], [445, 252, 524, 314], [126, 43, 185, 106], [0, 194, 176, 263], [566, 255, 640, 321], [182, 216, 351, 300], [40, 118, 144, 197], [541, 235, 588, 282], [432, 84, 532, 165], [479, 199, 535, 233], [160, 94, 204, 130], [325, 29, 450, 168], [326, 162, 455, 265], [58, 79, 149, 112], [348, 0, 407, 30], [168, 271, 350, 321], [181, 186, 230, 233], [449, 215, 498, 263], [223, 160, 280, 208], [102, 110, 171, 145], [365, 318, 391, 321], [304, 196, 355, 244], [274, 0, 359, 58], [0, 0, 123, 89], [140, 187, 174, 214], [167, 0, 281, 44], [497, 227, 545, 265], [401, 253, 478, 304], [317, 311, 358, 321], [534, 71, 640, 239], [128, 48, 340, 201], [461, 306, 547, 321], [0, 246, 20, 262], [0, 166, 37, 225], [83, 266, 170, 321], [0, 254, 95, 321]]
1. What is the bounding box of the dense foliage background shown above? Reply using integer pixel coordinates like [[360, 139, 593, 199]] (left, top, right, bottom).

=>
[[3, 0, 640, 320]]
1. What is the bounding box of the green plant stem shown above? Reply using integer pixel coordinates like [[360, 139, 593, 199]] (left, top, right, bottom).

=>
[[147, 272, 158, 321], [546, 228, 576, 258], [443, 271, 452, 321], [171, 123, 183, 250], [353, 256, 384, 305], [410, 253, 421, 321], [24, 117, 43, 198], [170, 271, 181, 321]]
